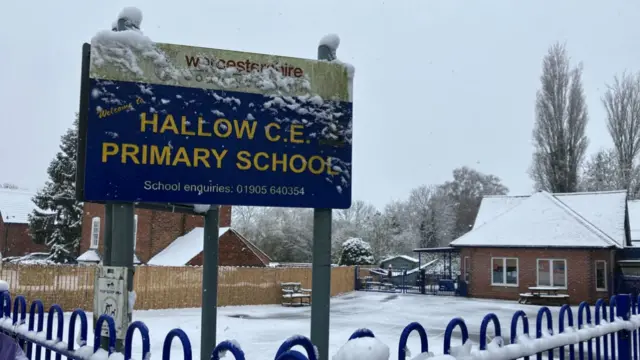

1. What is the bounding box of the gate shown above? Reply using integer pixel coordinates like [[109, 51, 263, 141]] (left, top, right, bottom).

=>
[[355, 266, 466, 296]]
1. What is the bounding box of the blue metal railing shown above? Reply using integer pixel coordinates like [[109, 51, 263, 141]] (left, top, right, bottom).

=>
[[2, 290, 640, 359]]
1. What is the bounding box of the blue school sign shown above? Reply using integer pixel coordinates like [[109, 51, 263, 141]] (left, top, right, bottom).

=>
[[81, 38, 353, 208]]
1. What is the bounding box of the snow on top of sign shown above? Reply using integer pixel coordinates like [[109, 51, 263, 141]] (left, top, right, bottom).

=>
[[319, 33, 355, 101], [91, 20, 184, 82], [118, 6, 143, 28], [319, 34, 340, 51]]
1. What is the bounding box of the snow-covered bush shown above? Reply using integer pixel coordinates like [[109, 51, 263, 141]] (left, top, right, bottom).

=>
[[339, 238, 375, 266]]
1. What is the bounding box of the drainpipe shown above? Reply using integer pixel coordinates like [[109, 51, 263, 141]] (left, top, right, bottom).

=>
[[610, 249, 616, 299], [3, 219, 9, 255]]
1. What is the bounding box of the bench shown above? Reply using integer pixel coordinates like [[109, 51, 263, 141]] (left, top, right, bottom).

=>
[[281, 282, 311, 306], [364, 280, 395, 292], [519, 286, 570, 306]]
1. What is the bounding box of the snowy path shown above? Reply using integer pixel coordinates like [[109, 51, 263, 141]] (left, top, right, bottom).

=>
[[50, 292, 559, 359]]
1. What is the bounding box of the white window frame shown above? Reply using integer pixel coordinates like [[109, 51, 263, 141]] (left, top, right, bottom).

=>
[[463, 256, 470, 282], [536, 259, 568, 289], [595, 260, 607, 291], [490, 257, 519, 287], [90, 217, 100, 249], [133, 214, 138, 251]]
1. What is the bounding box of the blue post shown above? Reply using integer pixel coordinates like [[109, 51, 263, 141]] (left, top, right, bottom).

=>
[[617, 294, 632, 360]]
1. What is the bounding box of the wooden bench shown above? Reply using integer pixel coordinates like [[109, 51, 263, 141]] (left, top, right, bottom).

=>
[[281, 282, 311, 306], [519, 286, 570, 306]]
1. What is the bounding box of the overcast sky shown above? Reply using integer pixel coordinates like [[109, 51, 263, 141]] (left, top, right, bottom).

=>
[[1, 0, 639, 210]]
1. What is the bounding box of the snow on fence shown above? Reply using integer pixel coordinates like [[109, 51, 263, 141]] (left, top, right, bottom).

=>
[[3, 290, 640, 360]]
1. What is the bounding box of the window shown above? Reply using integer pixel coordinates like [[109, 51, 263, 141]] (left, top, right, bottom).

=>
[[133, 215, 138, 251], [596, 260, 607, 291], [491, 257, 518, 286], [90, 217, 100, 249], [464, 256, 470, 282], [537, 259, 567, 288]]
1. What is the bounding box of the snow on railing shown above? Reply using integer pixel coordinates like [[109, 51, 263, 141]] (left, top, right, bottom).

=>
[[2, 285, 640, 359]]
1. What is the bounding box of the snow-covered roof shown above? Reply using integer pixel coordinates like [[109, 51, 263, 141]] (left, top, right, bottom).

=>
[[147, 227, 231, 266], [77, 249, 101, 262], [472, 195, 528, 228], [380, 255, 419, 264], [76, 249, 142, 264], [628, 200, 640, 242], [0, 188, 41, 224], [554, 191, 628, 248], [452, 190, 627, 248]]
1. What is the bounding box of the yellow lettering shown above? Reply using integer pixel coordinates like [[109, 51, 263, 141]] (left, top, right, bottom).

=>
[[198, 117, 211, 137], [289, 154, 306, 173], [172, 147, 192, 166], [308, 156, 325, 175], [236, 151, 252, 170], [290, 124, 304, 144], [193, 148, 211, 168], [234, 120, 257, 139], [327, 157, 339, 175], [136, 97, 145, 104], [150, 146, 171, 165], [265, 123, 281, 141], [141, 145, 148, 164], [160, 114, 179, 134], [272, 153, 288, 172], [211, 149, 228, 168], [140, 112, 158, 133], [214, 118, 233, 138], [121, 144, 140, 164], [102, 143, 119, 162], [253, 152, 269, 171], [181, 116, 195, 136]]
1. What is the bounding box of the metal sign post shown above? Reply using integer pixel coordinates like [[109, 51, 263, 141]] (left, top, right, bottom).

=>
[[310, 208, 333, 360], [200, 206, 220, 360], [309, 43, 339, 360]]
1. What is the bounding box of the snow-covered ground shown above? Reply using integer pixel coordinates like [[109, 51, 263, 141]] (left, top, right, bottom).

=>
[[41, 291, 563, 359]]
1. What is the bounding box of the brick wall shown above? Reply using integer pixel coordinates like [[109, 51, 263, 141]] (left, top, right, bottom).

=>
[[460, 247, 616, 304], [81, 203, 233, 264], [187, 230, 268, 267], [0, 220, 48, 257]]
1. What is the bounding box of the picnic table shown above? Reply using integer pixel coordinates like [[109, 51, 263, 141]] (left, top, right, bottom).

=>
[[363, 279, 395, 292], [519, 286, 569, 305], [281, 282, 311, 306]]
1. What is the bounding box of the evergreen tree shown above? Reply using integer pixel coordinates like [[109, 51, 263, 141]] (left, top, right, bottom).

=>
[[338, 238, 375, 266], [28, 117, 83, 263]]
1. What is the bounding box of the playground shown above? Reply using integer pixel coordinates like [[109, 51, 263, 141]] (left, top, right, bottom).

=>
[[85, 291, 546, 359]]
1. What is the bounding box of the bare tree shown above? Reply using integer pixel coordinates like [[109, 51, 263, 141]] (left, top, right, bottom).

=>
[[530, 42, 589, 193], [579, 148, 623, 192], [407, 185, 456, 248], [0, 183, 18, 189], [440, 167, 508, 237], [602, 72, 640, 191]]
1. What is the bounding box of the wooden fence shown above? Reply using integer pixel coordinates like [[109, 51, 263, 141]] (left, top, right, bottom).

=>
[[0, 264, 356, 311]]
